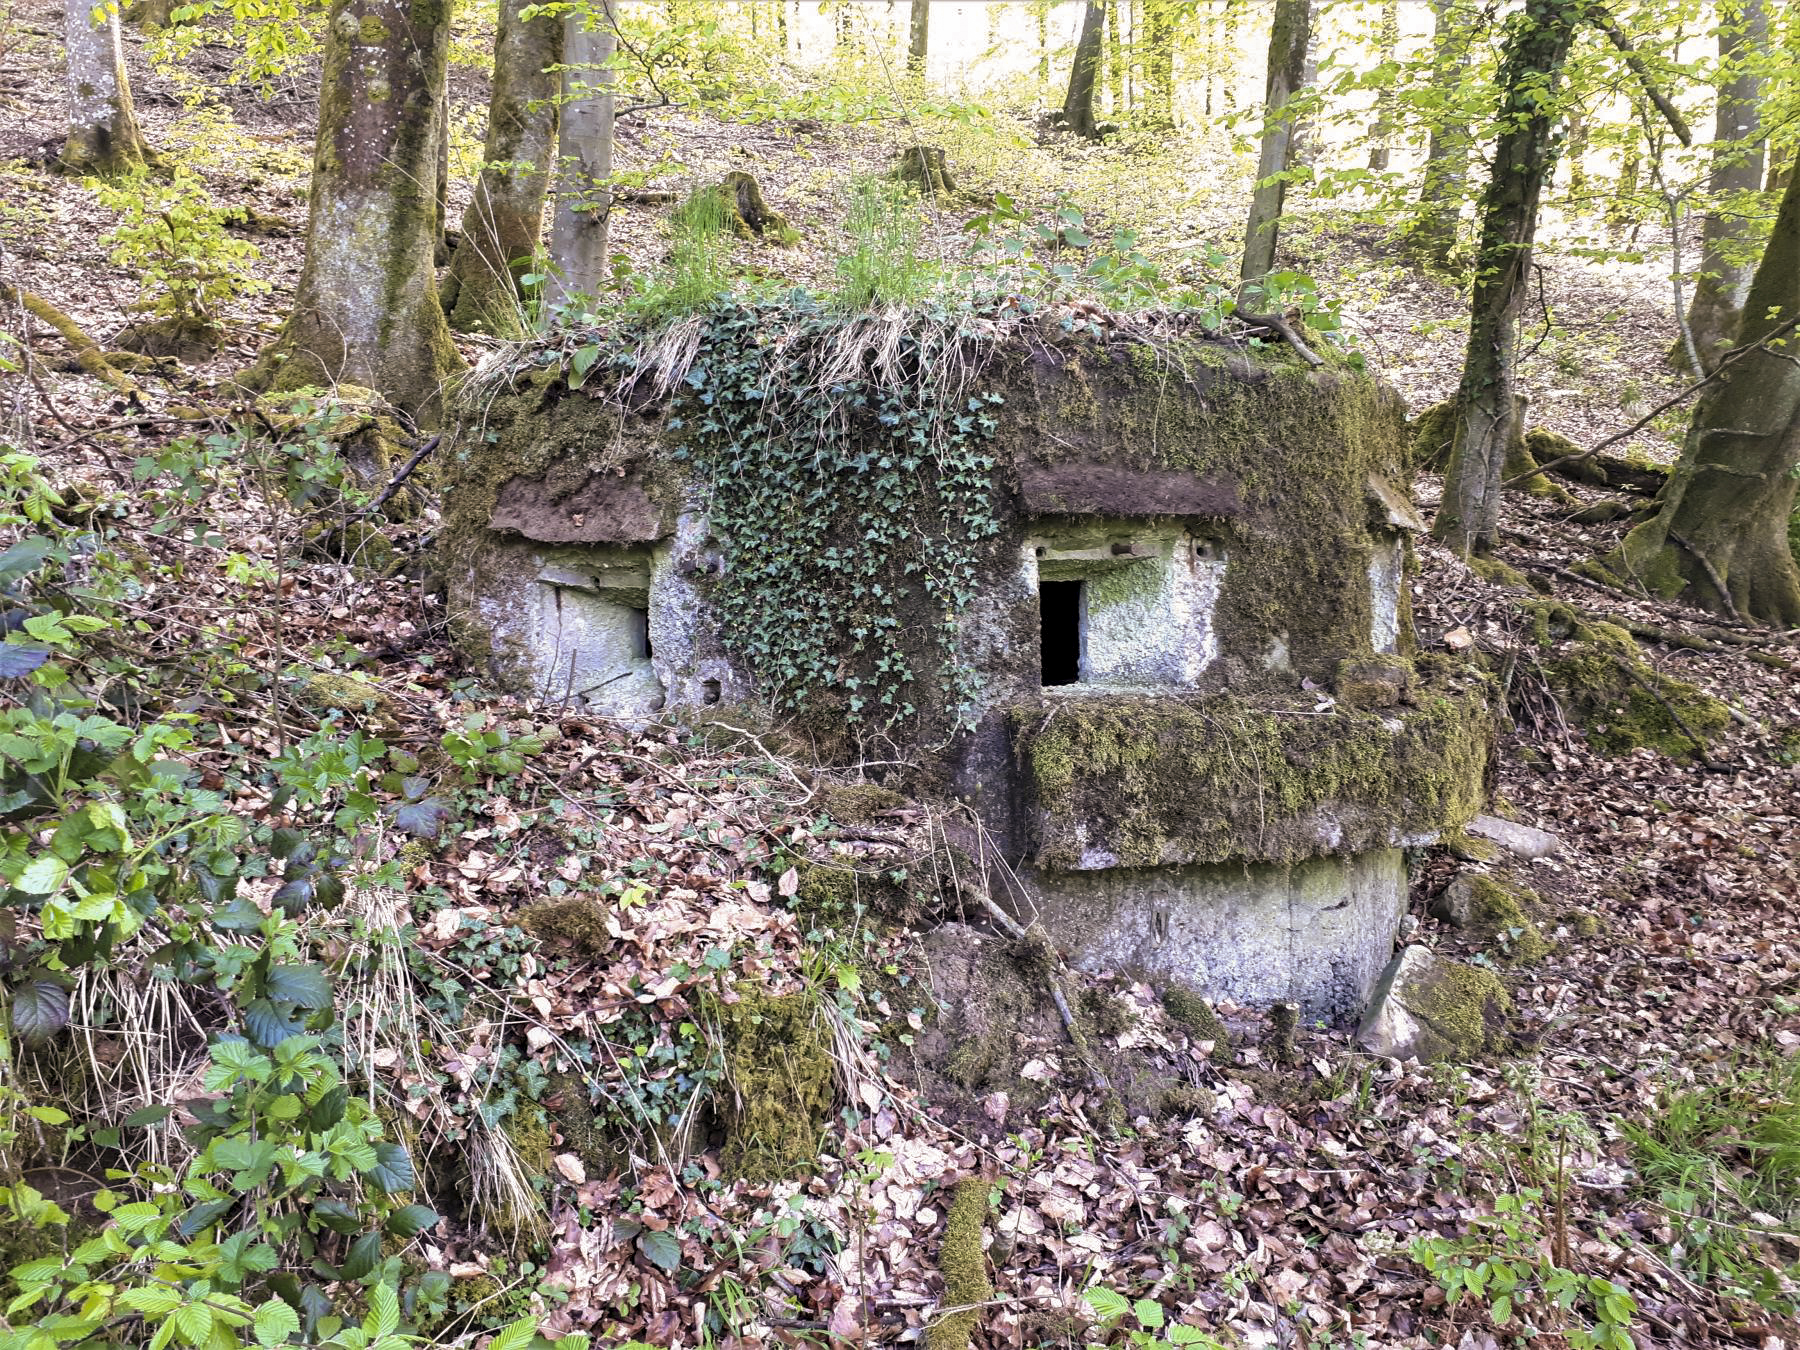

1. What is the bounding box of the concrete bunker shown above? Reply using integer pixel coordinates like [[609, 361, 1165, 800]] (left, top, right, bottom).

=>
[[443, 314, 1490, 1022]]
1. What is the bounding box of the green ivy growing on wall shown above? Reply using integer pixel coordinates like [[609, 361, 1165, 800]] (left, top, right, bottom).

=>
[[591, 300, 1005, 735]]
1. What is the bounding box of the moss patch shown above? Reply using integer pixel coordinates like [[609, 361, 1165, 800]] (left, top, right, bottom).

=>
[[1527, 602, 1731, 758], [518, 896, 612, 957], [1432, 872, 1551, 965], [929, 1178, 992, 1350], [1412, 960, 1514, 1058], [1013, 680, 1491, 869], [819, 783, 908, 825], [1162, 986, 1228, 1047], [705, 989, 835, 1181]]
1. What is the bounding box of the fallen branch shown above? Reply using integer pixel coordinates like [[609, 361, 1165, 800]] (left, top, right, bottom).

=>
[[367, 434, 440, 514], [1236, 310, 1324, 367], [1505, 313, 1800, 489], [0, 282, 137, 396], [1612, 655, 1717, 769]]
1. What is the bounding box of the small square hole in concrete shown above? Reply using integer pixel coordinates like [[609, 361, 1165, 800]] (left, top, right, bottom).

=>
[[1040, 579, 1084, 686]]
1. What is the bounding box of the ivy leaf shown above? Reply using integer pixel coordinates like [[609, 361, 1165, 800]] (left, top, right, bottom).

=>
[[9, 977, 70, 1045], [637, 1228, 683, 1274], [265, 962, 332, 1010], [384, 1204, 439, 1238], [337, 1230, 383, 1281], [252, 1299, 301, 1348], [364, 1141, 415, 1194]]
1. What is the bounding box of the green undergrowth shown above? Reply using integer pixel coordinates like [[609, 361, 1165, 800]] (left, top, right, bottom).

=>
[[1524, 602, 1731, 758], [1620, 1048, 1800, 1314]]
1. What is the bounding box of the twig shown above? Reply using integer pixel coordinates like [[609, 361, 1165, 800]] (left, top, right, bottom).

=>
[[1235, 310, 1324, 367], [1504, 313, 1800, 488], [1612, 656, 1716, 769], [366, 434, 440, 513], [1666, 530, 1744, 623], [1589, 6, 1693, 146]]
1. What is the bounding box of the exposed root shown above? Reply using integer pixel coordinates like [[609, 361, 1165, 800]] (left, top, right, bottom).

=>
[[1, 282, 138, 395]]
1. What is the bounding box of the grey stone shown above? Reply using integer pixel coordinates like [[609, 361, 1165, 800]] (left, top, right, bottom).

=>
[[1355, 944, 1512, 1063], [1027, 848, 1407, 1021], [1464, 814, 1560, 860]]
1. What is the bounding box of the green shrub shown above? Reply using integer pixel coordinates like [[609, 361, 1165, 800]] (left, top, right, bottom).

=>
[[93, 169, 269, 325]]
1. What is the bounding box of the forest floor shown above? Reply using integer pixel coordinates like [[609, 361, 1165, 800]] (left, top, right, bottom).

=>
[[4, 9, 1800, 1350]]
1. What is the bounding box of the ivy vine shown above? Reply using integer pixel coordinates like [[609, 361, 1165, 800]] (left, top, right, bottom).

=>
[[593, 300, 1004, 735]]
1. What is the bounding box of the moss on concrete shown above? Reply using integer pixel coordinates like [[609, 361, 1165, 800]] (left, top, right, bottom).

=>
[[929, 1178, 992, 1350], [1411, 960, 1513, 1058], [1527, 602, 1731, 758], [704, 989, 835, 1182], [1012, 680, 1491, 870]]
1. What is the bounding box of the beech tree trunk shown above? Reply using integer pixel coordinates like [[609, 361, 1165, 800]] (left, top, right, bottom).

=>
[[1611, 166, 1800, 627], [1367, 0, 1399, 171], [1239, 0, 1311, 286], [1106, 0, 1124, 111], [444, 0, 562, 336], [1141, 0, 1177, 127], [1683, 0, 1768, 371], [245, 0, 460, 423], [1062, 1, 1107, 138], [1433, 0, 1581, 556], [907, 0, 927, 76], [1289, 25, 1319, 168], [1408, 0, 1471, 266], [61, 0, 154, 175], [546, 1, 616, 313]]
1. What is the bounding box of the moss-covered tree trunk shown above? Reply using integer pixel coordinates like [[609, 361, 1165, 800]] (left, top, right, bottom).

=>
[[1683, 0, 1767, 371], [1408, 0, 1472, 267], [545, 1, 615, 312], [1239, 0, 1311, 286], [1061, 2, 1107, 138], [245, 0, 461, 423], [1366, 0, 1399, 171], [444, 0, 562, 336], [60, 0, 154, 175], [1433, 0, 1580, 557], [1610, 164, 1800, 627]]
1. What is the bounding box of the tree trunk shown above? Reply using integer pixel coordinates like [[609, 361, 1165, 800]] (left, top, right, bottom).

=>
[[432, 91, 450, 265], [1367, 0, 1399, 171], [1062, 1, 1107, 138], [1608, 93, 1646, 232], [1288, 24, 1318, 167], [445, 0, 562, 336], [1239, 0, 1311, 286], [546, 1, 616, 312], [907, 0, 927, 76], [1565, 110, 1590, 201], [1141, 0, 1177, 126], [244, 0, 460, 423], [1105, 0, 1124, 112], [1610, 166, 1800, 627], [1433, 0, 1581, 556], [61, 0, 154, 175], [1407, 0, 1471, 267], [1683, 0, 1768, 372]]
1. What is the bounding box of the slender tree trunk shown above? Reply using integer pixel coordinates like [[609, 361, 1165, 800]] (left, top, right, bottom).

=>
[[1565, 110, 1590, 200], [61, 0, 154, 175], [1433, 0, 1581, 556], [1611, 165, 1800, 626], [1141, 0, 1177, 126], [1106, 0, 1124, 111], [444, 0, 562, 337], [1239, 0, 1311, 285], [907, 0, 927, 75], [1684, 0, 1768, 371], [546, 1, 616, 312], [1062, 1, 1107, 138], [1408, 0, 1472, 267], [433, 93, 450, 264], [1367, 0, 1399, 170], [1222, 0, 1240, 109], [245, 0, 460, 423], [1289, 24, 1319, 167], [1608, 93, 1646, 231]]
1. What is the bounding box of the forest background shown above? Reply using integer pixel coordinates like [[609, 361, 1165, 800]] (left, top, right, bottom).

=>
[[0, 2, 1799, 1349]]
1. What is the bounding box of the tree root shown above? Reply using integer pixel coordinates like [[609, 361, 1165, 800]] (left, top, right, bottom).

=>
[[1236, 310, 1324, 367], [0, 283, 137, 395]]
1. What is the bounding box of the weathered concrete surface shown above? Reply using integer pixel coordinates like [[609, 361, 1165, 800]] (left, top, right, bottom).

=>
[[1464, 813, 1560, 860], [1027, 848, 1407, 1020]]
